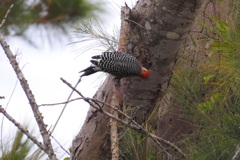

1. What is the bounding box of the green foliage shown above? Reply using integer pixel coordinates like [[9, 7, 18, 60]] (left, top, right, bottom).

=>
[[170, 3, 240, 159], [0, 130, 44, 160], [120, 129, 161, 160], [72, 17, 119, 53], [42, 0, 97, 20], [0, 0, 103, 44], [171, 61, 240, 159], [188, 131, 236, 160], [0, 131, 30, 160]]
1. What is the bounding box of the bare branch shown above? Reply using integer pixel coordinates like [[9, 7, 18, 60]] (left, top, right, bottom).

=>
[[60, 78, 186, 158], [0, 30, 57, 160], [0, 4, 14, 28], [50, 78, 81, 135], [0, 106, 46, 152], [39, 97, 82, 107], [110, 84, 120, 160], [232, 144, 240, 160], [51, 135, 71, 156]]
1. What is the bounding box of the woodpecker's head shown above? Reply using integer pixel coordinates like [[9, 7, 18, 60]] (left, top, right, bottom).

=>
[[140, 67, 150, 78]]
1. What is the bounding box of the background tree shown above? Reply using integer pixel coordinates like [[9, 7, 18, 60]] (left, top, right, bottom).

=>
[[0, 0, 101, 45]]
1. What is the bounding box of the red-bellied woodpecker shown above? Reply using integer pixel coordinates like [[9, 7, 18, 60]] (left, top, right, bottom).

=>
[[80, 51, 150, 79]]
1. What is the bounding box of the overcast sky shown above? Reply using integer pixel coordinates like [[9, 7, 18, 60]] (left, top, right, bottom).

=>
[[0, 0, 137, 159]]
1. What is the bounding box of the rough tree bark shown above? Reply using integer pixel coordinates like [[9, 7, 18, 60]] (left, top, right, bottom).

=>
[[71, 0, 203, 159], [156, 0, 229, 144]]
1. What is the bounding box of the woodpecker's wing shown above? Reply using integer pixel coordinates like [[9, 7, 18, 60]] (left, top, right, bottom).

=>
[[80, 51, 146, 78], [96, 52, 142, 77]]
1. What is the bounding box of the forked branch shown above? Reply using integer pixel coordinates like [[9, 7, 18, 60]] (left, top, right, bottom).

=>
[[61, 78, 187, 158], [0, 30, 57, 160]]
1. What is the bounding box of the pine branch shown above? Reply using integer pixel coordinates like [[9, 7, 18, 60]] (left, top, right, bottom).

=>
[[72, 17, 118, 53]]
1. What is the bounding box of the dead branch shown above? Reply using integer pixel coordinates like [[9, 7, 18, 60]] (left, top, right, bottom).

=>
[[60, 78, 186, 158], [39, 97, 82, 107], [51, 78, 82, 135], [51, 135, 71, 156], [0, 4, 14, 28], [0, 30, 57, 160], [232, 144, 240, 160], [107, 5, 132, 160], [0, 106, 46, 152], [110, 83, 120, 160]]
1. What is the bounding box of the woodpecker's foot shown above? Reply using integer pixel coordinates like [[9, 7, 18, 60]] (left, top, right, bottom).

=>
[[112, 77, 121, 87]]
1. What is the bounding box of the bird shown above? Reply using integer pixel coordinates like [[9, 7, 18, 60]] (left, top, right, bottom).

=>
[[55, 52, 149, 129], [79, 51, 150, 79]]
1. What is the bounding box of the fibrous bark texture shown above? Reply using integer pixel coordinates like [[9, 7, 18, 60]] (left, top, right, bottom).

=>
[[71, 0, 203, 159], [157, 0, 229, 144]]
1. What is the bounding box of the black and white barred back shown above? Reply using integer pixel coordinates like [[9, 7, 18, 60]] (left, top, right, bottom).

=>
[[80, 51, 142, 78]]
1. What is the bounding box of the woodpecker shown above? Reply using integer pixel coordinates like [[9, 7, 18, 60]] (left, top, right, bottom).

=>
[[80, 51, 150, 79]]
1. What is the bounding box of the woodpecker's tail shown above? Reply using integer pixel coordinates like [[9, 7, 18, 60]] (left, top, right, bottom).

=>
[[79, 65, 101, 77], [92, 55, 101, 59]]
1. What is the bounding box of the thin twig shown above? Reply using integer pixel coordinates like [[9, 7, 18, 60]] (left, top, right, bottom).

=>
[[0, 4, 14, 28], [232, 144, 240, 160], [124, 18, 147, 31], [60, 78, 186, 158], [51, 135, 71, 156], [0, 106, 46, 152], [0, 30, 57, 160], [50, 78, 81, 135], [39, 97, 82, 107], [1, 63, 27, 153], [92, 98, 177, 158], [0, 79, 18, 153], [81, 96, 179, 157]]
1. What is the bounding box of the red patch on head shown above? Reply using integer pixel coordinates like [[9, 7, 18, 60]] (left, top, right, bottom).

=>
[[140, 67, 150, 78]]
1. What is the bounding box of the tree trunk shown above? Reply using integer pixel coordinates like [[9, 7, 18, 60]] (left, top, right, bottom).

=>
[[156, 0, 229, 144], [71, 0, 203, 159]]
